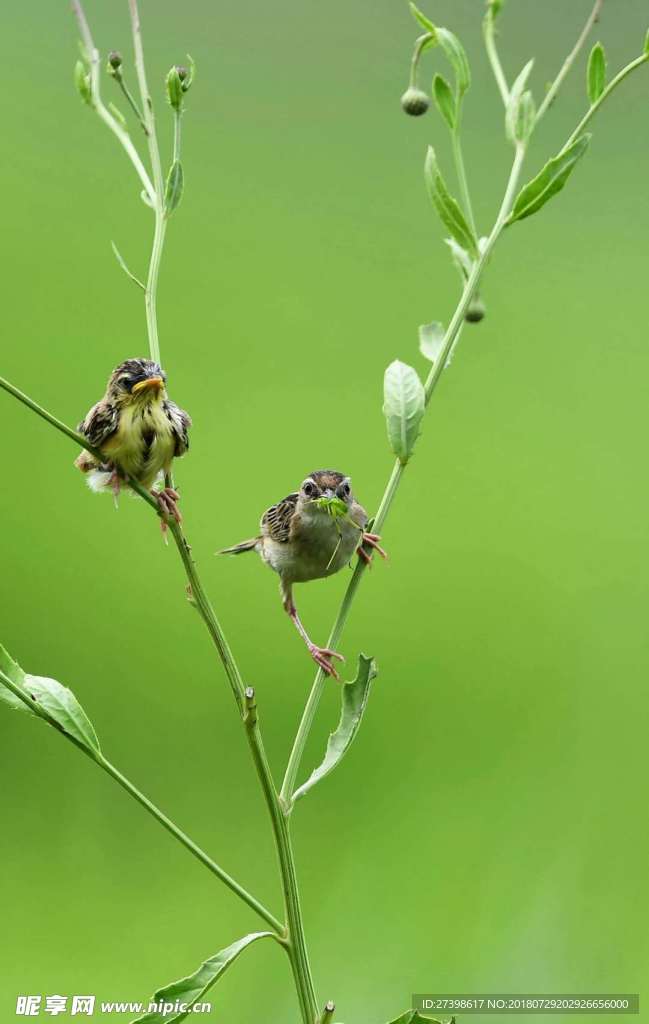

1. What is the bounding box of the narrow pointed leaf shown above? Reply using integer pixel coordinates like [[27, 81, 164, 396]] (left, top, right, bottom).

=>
[[293, 655, 377, 803], [419, 322, 446, 364], [164, 160, 184, 215], [587, 42, 606, 103], [444, 237, 473, 281], [432, 74, 455, 130], [383, 361, 425, 464], [409, 2, 437, 40], [111, 242, 145, 290], [132, 933, 275, 1023], [437, 27, 471, 95], [0, 645, 30, 712], [108, 101, 128, 130], [505, 59, 534, 142], [0, 644, 100, 755], [508, 135, 591, 223], [424, 147, 478, 257]]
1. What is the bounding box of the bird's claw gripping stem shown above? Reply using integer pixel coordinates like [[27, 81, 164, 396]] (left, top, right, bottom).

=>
[[154, 486, 182, 536], [308, 644, 345, 681], [357, 531, 388, 566]]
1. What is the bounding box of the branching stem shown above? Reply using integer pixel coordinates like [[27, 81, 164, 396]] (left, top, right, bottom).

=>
[[535, 0, 604, 124], [281, 144, 527, 808]]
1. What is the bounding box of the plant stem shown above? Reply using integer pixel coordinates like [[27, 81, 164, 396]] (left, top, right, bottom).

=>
[[127, 0, 167, 367], [244, 690, 318, 1024], [535, 0, 604, 124], [71, 0, 155, 203], [0, 374, 159, 513], [560, 53, 649, 153], [483, 10, 509, 106], [97, 753, 283, 933], [280, 144, 527, 808], [451, 119, 477, 237], [115, 74, 148, 134], [409, 33, 433, 89], [0, 667, 282, 934]]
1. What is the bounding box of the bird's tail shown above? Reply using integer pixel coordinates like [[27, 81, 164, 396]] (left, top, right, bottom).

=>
[[218, 538, 260, 555]]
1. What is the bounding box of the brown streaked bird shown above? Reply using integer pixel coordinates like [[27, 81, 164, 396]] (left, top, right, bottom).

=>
[[75, 358, 191, 524], [219, 470, 386, 679]]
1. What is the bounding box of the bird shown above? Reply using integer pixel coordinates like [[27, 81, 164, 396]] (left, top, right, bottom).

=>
[[75, 357, 191, 525], [219, 470, 386, 679]]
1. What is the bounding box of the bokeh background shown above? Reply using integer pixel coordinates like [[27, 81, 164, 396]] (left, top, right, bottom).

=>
[[2, 1, 648, 1021]]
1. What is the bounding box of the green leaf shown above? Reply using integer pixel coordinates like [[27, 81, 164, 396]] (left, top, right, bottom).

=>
[[74, 60, 92, 106], [508, 135, 591, 223], [164, 160, 184, 215], [437, 27, 471, 95], [293, 655, 377, 803], [587, 42, 607, 103], [409, 2, 437, 40], [383, 360, 425, 464], [108, 101, 128, 130], [444, 237, 473, 281], [432, 74, 456, 130], [0, 644, 100, 755], [419, 321, 446, 364], [133, 933, 274, 1023], [166, 66, 184, 111], [424, 147, 478, 257], [0, 645, 30, 712], [505, 59, 534, 142], [111, 241, 145, 290]]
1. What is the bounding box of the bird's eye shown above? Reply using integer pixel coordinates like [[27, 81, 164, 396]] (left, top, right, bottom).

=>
[[343, 483, 351, 497], [120, 376, 131, 388], [303, 481, 316, 497]]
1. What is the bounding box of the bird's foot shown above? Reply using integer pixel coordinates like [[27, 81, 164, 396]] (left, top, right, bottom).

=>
[[308, 643, 345, 681], [153, 486, 182, 535], [109, 471, 122, 509], [357, 531, 388, 567]]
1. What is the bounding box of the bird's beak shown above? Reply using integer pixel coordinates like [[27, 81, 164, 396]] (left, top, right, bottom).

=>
[[131, 376, 163, 395], [322, 488, 334, 499]]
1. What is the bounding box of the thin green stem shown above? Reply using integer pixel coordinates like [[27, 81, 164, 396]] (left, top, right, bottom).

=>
[[0, 668, 282, 934], [280, 144, 528, 809], [483, 10, 509, 106], [451, 119, 477, 237], [535, 0, 604, 124], [173, 110, 182, 164], [127, 0, 167, 367], [71, 1, 155, 203], [409, 33, 433, 89], [115, 73, 149, 135], [169, 523, 246, 710], [560, 53, 649, 153], [0, 375, 159, 514], [244, 690, 318, 1024]]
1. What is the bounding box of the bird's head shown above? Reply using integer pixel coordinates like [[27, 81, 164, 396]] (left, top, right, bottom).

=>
[[299, 470, 354, 515], [106, 358, 167, 406]]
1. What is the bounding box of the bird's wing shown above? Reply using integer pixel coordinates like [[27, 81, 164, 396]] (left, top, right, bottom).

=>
[[77, 400, 119, 449], [164, 400, 192, 457], [261, 493, 299, 543]]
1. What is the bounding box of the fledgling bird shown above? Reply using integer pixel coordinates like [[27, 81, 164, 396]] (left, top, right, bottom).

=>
[[219, 470, 386, 679], [75, 357, 191, 524]]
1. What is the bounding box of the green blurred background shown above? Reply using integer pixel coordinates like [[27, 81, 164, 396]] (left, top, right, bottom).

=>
[[2, 1, 648, 1021]]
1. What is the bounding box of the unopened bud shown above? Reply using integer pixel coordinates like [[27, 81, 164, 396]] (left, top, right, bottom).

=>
[[465, 295, 486, 323], [107, 50, 123, 72], [74, 60, 92, 106], [401, 87, 430, 117], [166, 66, 184, 111]]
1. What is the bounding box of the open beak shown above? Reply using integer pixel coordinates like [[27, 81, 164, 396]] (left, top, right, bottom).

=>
[[132, 376, 163, 395]]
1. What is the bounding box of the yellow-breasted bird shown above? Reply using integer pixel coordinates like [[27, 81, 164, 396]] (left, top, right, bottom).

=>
[[75, 358, 191, 523], [219, 470, 386, 679]]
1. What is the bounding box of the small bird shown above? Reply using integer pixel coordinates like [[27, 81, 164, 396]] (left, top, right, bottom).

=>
[[219, 470, 386, 679], [75, 357, 191, 524]]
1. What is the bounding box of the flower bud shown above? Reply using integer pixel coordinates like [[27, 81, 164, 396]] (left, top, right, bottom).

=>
[[465, 295, 486, 323], [166, 66, 184, 111], [74, 60, 92, 106], [107, 50, 123, 72], [400, 87, 430, 117]]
